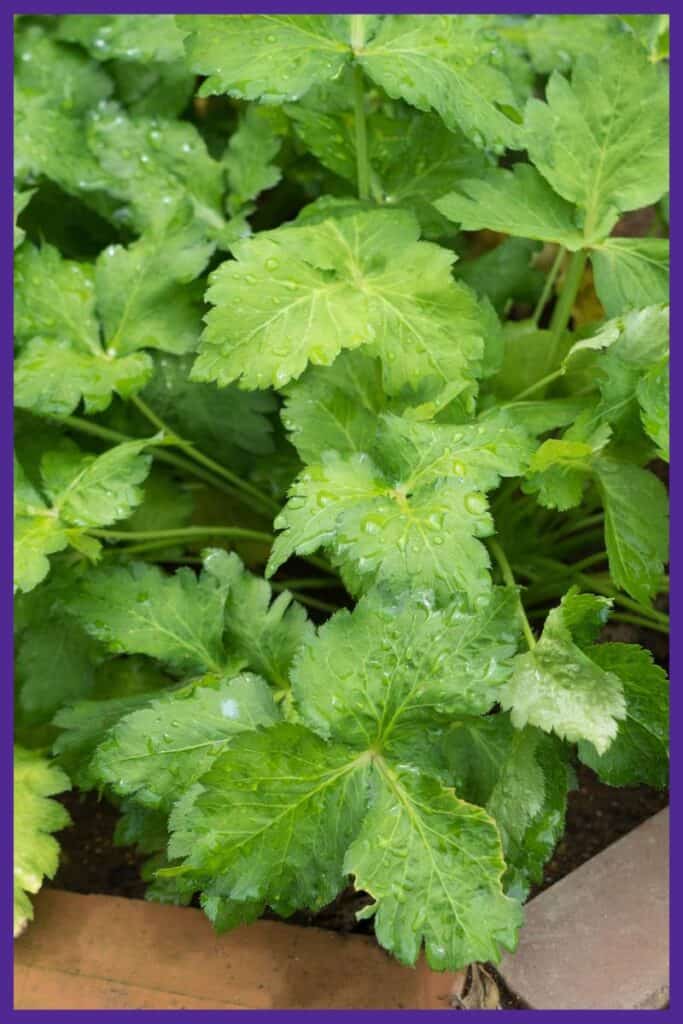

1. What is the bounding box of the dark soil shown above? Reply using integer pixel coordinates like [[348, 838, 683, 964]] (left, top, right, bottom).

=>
[[50, 765, 668, 929]]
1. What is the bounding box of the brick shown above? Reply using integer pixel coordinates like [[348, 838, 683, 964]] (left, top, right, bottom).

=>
[[498, 809, 669, 1010], [14, 889, 465, 1010]]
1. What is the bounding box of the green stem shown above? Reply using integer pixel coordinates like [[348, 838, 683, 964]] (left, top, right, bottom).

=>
[[609, 612, 669, 635], [130, 394, 278, 515], [576, 573, 669, 625], [488, 538, 536, 649], [271, 577, 337, 591], [548, 248, 588, 340], [352, 65, 370, 201], [89, 526, 274, 545], [279, 589, 340, 614], [55, 415, 248, 502], [552, 513, 604, 541], [531, 245, 565, 327], [571, 551, 608, 573], [350, 16, 370, 202], [505, 367, 566, 404]]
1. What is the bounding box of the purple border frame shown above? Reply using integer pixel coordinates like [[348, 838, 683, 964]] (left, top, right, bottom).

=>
[[4, 2, 675, 1020]]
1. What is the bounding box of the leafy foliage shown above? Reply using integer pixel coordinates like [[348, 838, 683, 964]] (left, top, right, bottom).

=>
[[14, 13, 668, 972]]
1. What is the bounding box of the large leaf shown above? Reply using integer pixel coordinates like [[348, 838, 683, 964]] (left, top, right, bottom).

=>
[[168, 723, 372, 916], [292, 588, 520, 766], [57, 14, 186, 63], [346, 764, 523, 968], [192, 208, 485, 406], [14, 747, 70, 937]]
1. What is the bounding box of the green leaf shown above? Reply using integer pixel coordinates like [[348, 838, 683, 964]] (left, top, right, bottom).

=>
[[92, 673, 280, 810], [122, 466, 194, 534], [525, 35, 669, 238], [57, 14, 186, 63], [95, 202, 213, 357], [292, 588, 520, 766], [15, 337, 152, 418], [14, 242, 99, 351], [578, 644, 668, 788], [445, 716, 572, 897], [193, 208, 484, 405], [455, 238, 544, 316], [290, 92, 490, 237], [15, 572, 103, 721], [500, 592, 625, 754], [345, 763, 522, 969], [520, 14, 631, 74], [41, 439, 152, 528], [271, 409, 532, 602], [14, 747, 70, 937], [282, 350, 386, 463], [87, 104, 227, 238], [594, 459, 669, 606], [591, 238, 669, 319], [436, 164, 584, 249], [14, 439, 152, 594], [52, 657, 171, 788], [109, 58, 195, 118], [214, 552, 314, 691], [523, 415, 611, 512], [223, 105, 283, 217], [141, 354, 276, 458], [637, 357, 669, 461], [14, 242, 153, 417], [168, 722, 372, 916], [360, 15, 523, 151], [178, 14, 350, 101], [67, 559, 235, 676], [15, 22, 114, 114], [13, 188, 34, 249]]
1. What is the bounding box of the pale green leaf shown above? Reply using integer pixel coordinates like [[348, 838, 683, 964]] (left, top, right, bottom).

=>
[[87, 104, 226, 237], [13, 189, 34, 249], [15, 23, 113, 113], [14, 242, 99, 351], [578, 644, 668, 788], [500, 592, 625, 754], [14, 747, 70, 937], [109, 58, 195, 118], [223, 105, 283, 217], [95, 203, 213, 357], [193, 208, 484, 405]]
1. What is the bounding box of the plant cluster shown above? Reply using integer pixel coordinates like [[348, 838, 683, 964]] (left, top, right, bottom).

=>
[[14, 13, 669, 971]]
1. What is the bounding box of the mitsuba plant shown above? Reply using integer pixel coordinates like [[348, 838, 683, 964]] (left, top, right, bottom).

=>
[[13, 13, 669, 970]]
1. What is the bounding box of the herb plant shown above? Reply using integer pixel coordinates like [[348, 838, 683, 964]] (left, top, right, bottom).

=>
[[13, 12, 669, 973]]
